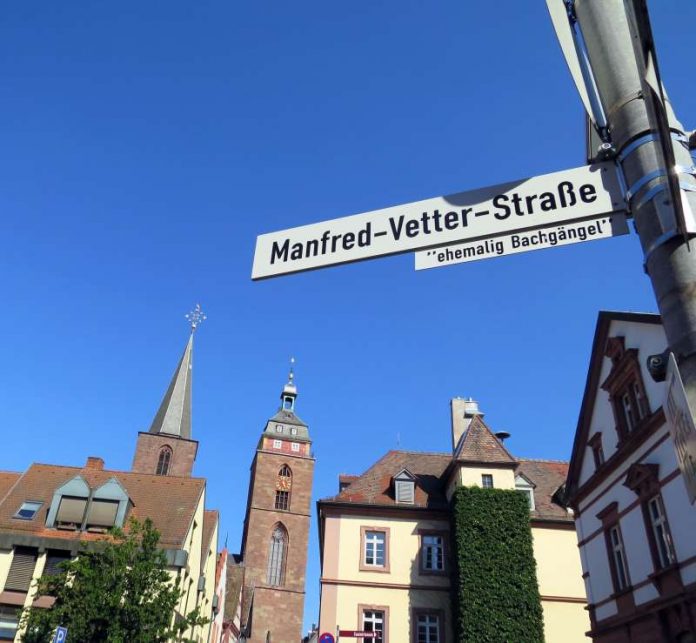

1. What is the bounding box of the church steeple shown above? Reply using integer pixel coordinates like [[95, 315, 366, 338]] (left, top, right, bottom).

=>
[[131, 305, 205, 477], [281, 357, 297, 411]]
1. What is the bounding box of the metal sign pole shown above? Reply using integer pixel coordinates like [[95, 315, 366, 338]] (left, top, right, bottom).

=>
[[574, 0, 696, 408]]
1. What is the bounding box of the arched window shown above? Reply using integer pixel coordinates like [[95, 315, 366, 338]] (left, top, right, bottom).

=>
[[156, 447, 172, 476], [275, 466, 292, 510], [266, 525, 288, 586]]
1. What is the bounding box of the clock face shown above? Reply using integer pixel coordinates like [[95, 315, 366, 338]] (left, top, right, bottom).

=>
[[277, 477, 291, 491]]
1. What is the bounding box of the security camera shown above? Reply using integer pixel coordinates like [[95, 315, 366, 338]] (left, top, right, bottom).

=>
[[646, 350, 670, 383]]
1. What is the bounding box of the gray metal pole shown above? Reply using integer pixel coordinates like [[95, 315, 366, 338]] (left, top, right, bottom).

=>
[[574, 0, 696, 401]]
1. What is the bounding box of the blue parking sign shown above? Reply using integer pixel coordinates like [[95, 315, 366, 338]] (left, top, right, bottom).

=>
[[53, 626, 68, 643]]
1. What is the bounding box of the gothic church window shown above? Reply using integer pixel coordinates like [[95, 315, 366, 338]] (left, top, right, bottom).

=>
[[156, 446, 172, 476], [266, 525, 288, 586], [275, 465, 292, 510]]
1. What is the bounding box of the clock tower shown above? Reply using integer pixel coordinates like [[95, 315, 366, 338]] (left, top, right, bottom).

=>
[[239, 366, 315, 642]]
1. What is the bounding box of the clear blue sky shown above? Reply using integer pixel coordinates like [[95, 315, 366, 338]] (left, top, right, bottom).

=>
[[1, 1, 694, 633]]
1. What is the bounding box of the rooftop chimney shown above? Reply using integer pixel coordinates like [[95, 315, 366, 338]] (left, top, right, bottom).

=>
[[85, 456, 104, 470], [451, 397, 483, 452]]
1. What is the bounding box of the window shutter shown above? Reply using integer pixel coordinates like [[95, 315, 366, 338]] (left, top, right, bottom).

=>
[[56, 496, 87, 525], [86, 499, 119, 528], [395, 480, 414, 503], [5, 547, 38, 591], [43, 551, 71, 577]]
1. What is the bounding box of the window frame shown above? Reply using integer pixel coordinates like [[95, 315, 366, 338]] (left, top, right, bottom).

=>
[[411, 608, 444, 643], [646, 494, 676, 570], [607, 524, 631, 592], [358, 604, 389, 643], [359, 527, 390, 573], [274, 490, 290, 511], [156, 446, 173, 476], [481, 474, 494, 489], [13, 500, 43, 521], [418, 530, 447, 575], [266, 524, 288, 587], [0, 605, 20, 641]]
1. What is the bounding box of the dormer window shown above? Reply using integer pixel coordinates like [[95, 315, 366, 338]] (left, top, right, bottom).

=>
[[515, 475, 536, 510], [13, 501, 42, 521], [56, 496, 88, 529], [393, 469, 416, 504], [85, 499, 119, 532]]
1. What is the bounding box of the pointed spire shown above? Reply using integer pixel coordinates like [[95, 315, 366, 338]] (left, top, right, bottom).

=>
[[148, 305, 205, 440], [281, 357, 297, 411]]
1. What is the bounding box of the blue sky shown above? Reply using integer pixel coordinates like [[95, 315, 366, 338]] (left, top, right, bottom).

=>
[[1, 0, 694, 633]]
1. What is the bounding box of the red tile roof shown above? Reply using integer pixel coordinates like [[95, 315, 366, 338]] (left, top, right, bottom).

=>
[[323, 450, 571, 522], [0, 471, 21, 503], [0, 463, 205, 547], [455, 415, 516, 464]]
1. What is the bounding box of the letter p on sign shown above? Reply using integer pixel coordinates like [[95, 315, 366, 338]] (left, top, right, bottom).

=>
[[53, 626, 68, 643]]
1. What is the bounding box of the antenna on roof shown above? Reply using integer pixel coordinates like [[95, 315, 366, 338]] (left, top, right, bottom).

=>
[[396, 432, 401, 448]]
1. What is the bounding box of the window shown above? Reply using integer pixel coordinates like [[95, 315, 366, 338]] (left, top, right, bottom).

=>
[[55, 496, 87, 528], [621, 393, 637, 432], [43, 550, 71, 577], [364, 531, 386, 567], [290, 427, 297, 436], [279, 465, 291, 477], [275, 490, 289, 510], [647, 496, 676, 568], [481, 474, 494, 489], [515, 475, 535, 510], [634, 382, 649, 420], [273, 440, 282, 449], [275, 425, 283, 433], [362, 610, 384, 643], [85, 499, 119, 531], [416, 613, 440, 643], [291, 442, 300, 452], [0, 606, 19, 640], [421, 534, 444, 572], [608, 525, 630, 591], [4, 547, 38, 592], [395, 480, 415, 504], [266, 525, 287, 586], [13, 501, 42, 520], [156, 447, 172, 475]]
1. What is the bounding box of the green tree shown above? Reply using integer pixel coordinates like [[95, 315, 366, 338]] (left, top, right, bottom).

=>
[[21, 518, 207, 643]]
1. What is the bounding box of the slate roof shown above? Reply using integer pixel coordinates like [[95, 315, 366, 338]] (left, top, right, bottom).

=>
[[455, 415, 516, 464], [323, 450, 571, 521], [0, 461, 205, 547]]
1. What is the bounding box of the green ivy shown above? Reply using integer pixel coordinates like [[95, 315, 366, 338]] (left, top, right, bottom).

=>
[[451, 486, 544, 642]]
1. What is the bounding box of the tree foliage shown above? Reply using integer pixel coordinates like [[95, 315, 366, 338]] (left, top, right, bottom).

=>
[[21, 518, 207, 643], [451, 486, 545, 642]]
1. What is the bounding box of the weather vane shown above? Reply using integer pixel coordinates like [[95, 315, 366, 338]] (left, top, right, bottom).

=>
[[185, 304, 207, 332]]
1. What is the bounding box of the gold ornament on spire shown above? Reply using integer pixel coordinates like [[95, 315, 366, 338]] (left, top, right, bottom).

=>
[[185, 304, 207, 332]]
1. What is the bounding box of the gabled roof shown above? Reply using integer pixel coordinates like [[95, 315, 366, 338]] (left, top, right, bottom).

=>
[[325, 451, 452, 510], [566, 310, 662, 500], [321, 450, 572, 522], [0, 462, 205, 547], [455, 414, 516, 465], [149, 334, 194, 439]]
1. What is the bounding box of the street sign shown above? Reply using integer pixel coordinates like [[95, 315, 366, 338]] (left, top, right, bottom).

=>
[[53, 626, 68, 643], [338, 631, 378, 639], [414, 213, 628, 270], [664, 353, 696, 504], [319, 633, 335, 643], [252, 162, 625, 279]]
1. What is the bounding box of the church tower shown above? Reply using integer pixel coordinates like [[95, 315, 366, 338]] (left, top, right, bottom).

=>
[[240, 363, 315, 642], [131, 304, 205, 477]]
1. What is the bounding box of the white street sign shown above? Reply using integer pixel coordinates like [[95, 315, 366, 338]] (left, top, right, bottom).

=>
[[414, 214, 628, 270], [664, 353, 696, 504], [251, 162, 625, 280]]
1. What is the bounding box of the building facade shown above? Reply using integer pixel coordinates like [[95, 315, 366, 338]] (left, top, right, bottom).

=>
[[0, 326, 220, 642], [236, 370, 315, 642], [566, 311, 696, 642], [318, 398, 589, 643]]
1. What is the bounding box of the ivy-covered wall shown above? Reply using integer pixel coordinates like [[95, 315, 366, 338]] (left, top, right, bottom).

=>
[[451, 486, 545, 642]]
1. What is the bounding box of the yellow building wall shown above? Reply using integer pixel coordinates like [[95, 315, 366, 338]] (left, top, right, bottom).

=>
[[0, 549, 11, 591], [458, 466, 515, 489], [532, 526, 590, 643]]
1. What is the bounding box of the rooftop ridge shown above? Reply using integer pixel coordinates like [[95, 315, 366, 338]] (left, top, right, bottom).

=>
[[517, 457, 570, 464]]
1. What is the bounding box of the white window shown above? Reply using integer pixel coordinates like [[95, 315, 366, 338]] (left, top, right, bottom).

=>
[[421, 535, 444, 571], [633, 382, 649, 419], [417, 613, 440, 643], [364, 531, 386, 567], [609, 525, 630, 591], [622, 393, 636, 431], [290, 427, 297, 435], [515, 476, 535, 510], [481, 474, 494, 489], [275, 425, 283, 433], [648, 496, 676, 568], [362, 610, 384, 642], [395, 479, 414, 503], [14, 501, 42, 520], [291, 442, 300, 452], [273, 439, 282, 449]]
